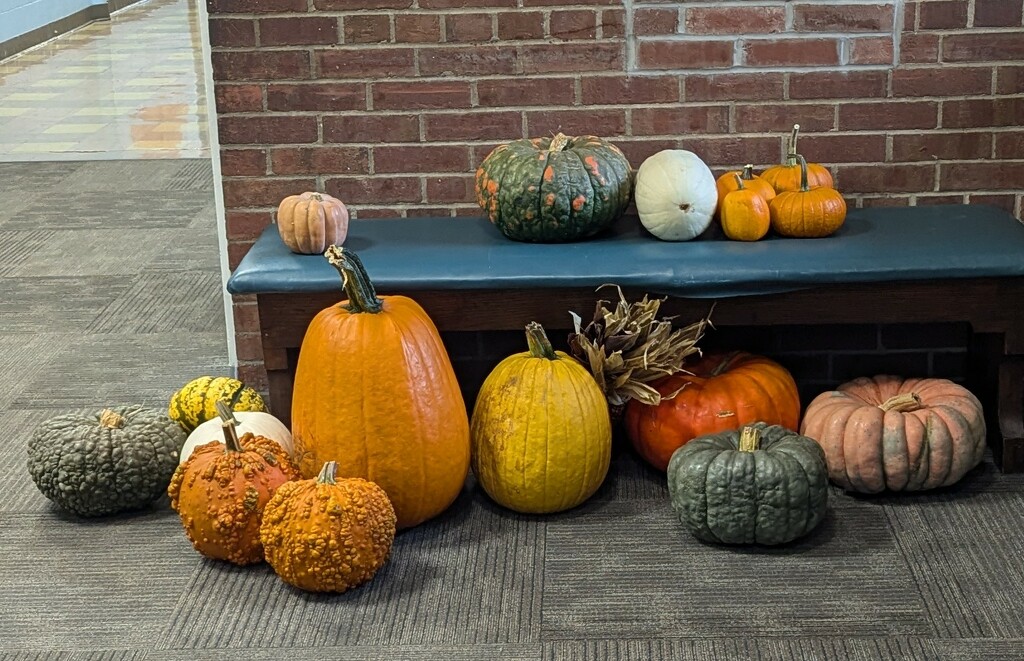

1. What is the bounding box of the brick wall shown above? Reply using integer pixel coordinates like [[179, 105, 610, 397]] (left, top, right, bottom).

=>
[[208, 0, 1024, 391]]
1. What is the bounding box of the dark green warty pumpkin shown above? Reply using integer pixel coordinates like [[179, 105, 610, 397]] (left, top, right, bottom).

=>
[[666, 423, 829, 545], [474, 133, 633, 242]]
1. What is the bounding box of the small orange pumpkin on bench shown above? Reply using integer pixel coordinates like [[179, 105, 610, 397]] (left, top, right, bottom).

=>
[[276, 191, 349, 254]]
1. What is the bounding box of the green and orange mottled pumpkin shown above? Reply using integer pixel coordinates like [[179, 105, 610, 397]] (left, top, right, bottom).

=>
[[474, 133, 633, 242]]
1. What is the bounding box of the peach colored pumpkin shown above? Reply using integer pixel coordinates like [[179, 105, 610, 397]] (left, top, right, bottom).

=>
[[276, 192, 349, 254], [800, 375, 986, 493]]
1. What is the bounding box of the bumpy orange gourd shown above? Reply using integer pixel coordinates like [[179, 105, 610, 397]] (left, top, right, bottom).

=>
[[800, 375, 986, 493], [260, 461, 396, 593], [760, 124, 834, 193], [291, 246, 470, 529], [624, 352, 801, 471], [276, 192, 349, 255], [715, 164, 776, 215], [769, 155, 847, 238], [168, 402, 301, 565], [719, 175, 771, 241]]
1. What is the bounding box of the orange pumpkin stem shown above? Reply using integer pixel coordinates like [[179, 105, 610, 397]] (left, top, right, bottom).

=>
[[525, 322, 558, 360], [324, 245, 384, 314], [785, 124, 801, 164], [317, 461, 338, 485], [739, 426, 761, 452], [796, 154, 810, 192], [733, 173, 745, 190], [709, 351, 744, 377], [215, 400, 243, 453], [98, 409, 125, 429], [879, 393, 923, 412], [549, 133, 571, 153]]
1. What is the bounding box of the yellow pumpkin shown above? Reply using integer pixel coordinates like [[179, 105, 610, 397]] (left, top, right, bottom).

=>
[[470, 322, 612, 514], [769, 155, 847, 238], [169, 376, 267, 433], [719, 175, 770, 242]]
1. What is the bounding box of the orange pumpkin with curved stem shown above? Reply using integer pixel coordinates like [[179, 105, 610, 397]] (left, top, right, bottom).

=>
[[760, 124, 834, 193], [769, 155, 847, 238], [715, 164, 775, 214], [719, 175, 770, 241]]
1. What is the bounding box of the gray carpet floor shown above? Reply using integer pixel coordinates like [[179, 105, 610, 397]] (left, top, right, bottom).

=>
[[2, 160, 1024, 660]]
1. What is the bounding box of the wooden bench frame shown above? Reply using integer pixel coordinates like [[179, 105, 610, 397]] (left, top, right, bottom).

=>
[[254, 276, 1024, 473]]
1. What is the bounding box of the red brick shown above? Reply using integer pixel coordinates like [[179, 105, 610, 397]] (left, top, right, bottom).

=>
[[637, 40, 733, 69], [266, 83, 365, 111], [235, 334, 264, 362], [969, 194, 1018, 213], [374, 145, 471, 173], [612, 139, 680, 168], [317, 48, 416, 78], [793, 4, 894, 31], [677, 136, 782, 168], [522, 0, 615, 5], [212, 51, 310, 81], [395, 14, 441, 43], [686, 72, 783, 101], [943, 98, 1024, 128], [271, 147, 370, 175], [862, 195, 911, 208], [900, 32, 940, 63], [994, 133, 1024, 159], [518, 42, 624, 73], [353, 208, 405, 219], [974, 0, 1023, 27], [849, 37, 893, 65], [236, 364, 269, 394], [916, 194, 966, 206], [632, 106, 729, 135], [323, 115, 420, 143], [734, 103, 835, 132], [892, 66, 992, 97], [944, 33, 1024, 62], [343, 14, 390, 44], [478, 77, 576, 106], [891, 132, 992, 161], [788, 71, 887, 99], [209, 19, 255, 47], [373, 81, 471, 110], [996, 66, 1024, 94], [526, 109, 627, 136], [316, 0, 410, 7], [209, 0, 304, 13], [743, 39, 840, 67], [227, 241, 253, 271], [634, 8, 678, 36], [325, 176, 421, 204], [419, 208, 457, 217], [260, 17, 337, 46], [222, 177, 317, 208], [835, 164, 935, 194], [919, 1, 969, 29], [218, 116, 318, 144], [232, 302, 261, 331], [423, 111, 522, 141], [580, 75, 679, 104], [601, 9, 626, 38], [419, 46, 517, 76], [453, 205, 482, 217], [795, 134, 886, 163], [226, 211, 273, 241], [220, 148, 267, 176], [838, 101, 938, 130], [426, 175, 475, 203], [551, 10, 598, 39], [446, 13, 493, 42], [214, 84, 263, 113], [421, 0, 515, 7], [940, 162, 1024, 190], [497, 11, 544, 39], [686, 6, 785, 35]]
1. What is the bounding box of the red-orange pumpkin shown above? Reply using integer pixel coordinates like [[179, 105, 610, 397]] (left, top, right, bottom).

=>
[[624, 352, 801, 471]]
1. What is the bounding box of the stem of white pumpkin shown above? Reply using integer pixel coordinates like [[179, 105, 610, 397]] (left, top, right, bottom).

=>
[[215, 400, 242, 453], [98, 409, 126, 429], [879, 393, 923, 412], [325, 245, 384, 314], [525, 322, 558, 360], [318, 461, 338, 485], [549, 133, 571, 152], [739, 426, 761, 452]]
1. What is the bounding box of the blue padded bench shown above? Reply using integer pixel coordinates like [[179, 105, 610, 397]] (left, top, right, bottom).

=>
[[228, 205, 1024, 472]]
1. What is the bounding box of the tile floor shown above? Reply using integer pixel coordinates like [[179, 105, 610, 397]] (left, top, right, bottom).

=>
[[0, 0, 209, 161]]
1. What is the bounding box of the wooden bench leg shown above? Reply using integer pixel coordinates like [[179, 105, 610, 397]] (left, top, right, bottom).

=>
[[996, 357, 1024, 472]]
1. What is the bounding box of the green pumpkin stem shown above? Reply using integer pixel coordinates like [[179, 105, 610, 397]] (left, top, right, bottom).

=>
[[738, 426, 761, 453], [215, 400, 243, 453], [741, 164, 756, 180], [549, 133, 571, 153], [325, 245, 384, 314], [796, 154, 810, 192], [525, 322, 558, 360], [785, 124, 800, 165], [733, 173, 745, 190], [879, 393, 923, 412], [317, 461, 338, 485], [98, 409, 125, 429]]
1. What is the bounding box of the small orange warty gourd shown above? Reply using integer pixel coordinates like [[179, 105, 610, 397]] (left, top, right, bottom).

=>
[[276, 192, 349, 255], [291, 246, 470, 529], [760, 124, 834, 193], [168, 402, 301, 565], [260, 461, 397, 593], [719, 175, 771, 242], [624, 352, 801, 471], [715, 164, 776, 215], [800, 375, 986, 493], [769, 155, 847, 238]]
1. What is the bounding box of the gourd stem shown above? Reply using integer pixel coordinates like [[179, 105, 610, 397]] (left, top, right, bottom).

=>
[[317, 461, 338, 485], [785, 124, 800, 164], [739, 426, 761, 452], [525, 322, 558, 360], [741, 164, 755, 180], [879, 393, 923, 412], [324, 245, 384, 314], [549, 133, 571, 153], [215, 400, 243, 453], [99, 409, 125, 429], [709, 351, 742, 377], [733, 173, 745, 190], [797, 154, 810, 192]]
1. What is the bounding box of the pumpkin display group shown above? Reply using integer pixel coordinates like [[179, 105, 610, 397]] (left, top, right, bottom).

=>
[[169, 376, 267, 433], [634, 149, 718, 241], [475, 133, 633, 242], [276, 191, 349, 255]]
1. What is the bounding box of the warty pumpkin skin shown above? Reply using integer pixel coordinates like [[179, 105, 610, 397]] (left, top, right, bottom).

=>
[[276, 191, 349, 255], [760, 124, 834, 193], [667, 423, 829, 545], [168, 402, 300, 566], [769, 155, 847, 238], [719, 175, 771, 242], [260, 461, 396, 593], [471, 322, 612, 514], [169, 376, 267, 433], [475, 133, 633, 243], [291, 246, 470, 529], [624, 352, 801, 471], [800, 375, 986, 493]]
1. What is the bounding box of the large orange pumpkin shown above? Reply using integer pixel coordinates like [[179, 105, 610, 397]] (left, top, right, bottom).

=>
[[291, 246, 470, 529], [624, 352, 801, 471], [800, 375, 986, 492]]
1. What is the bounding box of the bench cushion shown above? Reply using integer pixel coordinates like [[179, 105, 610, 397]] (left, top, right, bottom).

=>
[[227, 205, 1024, 299]]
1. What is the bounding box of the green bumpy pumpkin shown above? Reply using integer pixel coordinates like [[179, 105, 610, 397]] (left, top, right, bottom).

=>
[[27, 406, 186, 517], [666, 422, 829, 545], [475, 133, 633, 242], [169, 376, 267, 432]]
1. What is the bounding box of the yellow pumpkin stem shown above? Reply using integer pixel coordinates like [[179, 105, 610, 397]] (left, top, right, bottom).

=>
[[549, 133, 571, 153], [98, 409, 125, 429], [738, 426, 761, 452], [215, 400, 243, 453], [879, 393, 923, 412], [317, 461, 338, 485], [525, 321, 558, 360], [324, 245, 384, 314]]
